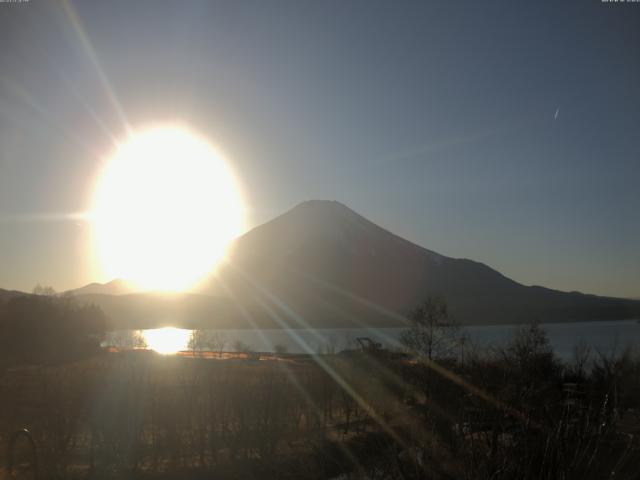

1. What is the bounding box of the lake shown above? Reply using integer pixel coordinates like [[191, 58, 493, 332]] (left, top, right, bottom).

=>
[[103, 319, 640, 360]]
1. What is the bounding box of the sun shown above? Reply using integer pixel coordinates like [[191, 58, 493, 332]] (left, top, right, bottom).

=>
[[93, 126, 244, 291]]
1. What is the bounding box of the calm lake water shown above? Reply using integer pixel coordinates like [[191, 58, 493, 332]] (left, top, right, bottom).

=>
[[104, 319, 640, 360]]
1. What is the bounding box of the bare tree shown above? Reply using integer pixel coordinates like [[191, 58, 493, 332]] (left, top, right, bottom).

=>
[[33, 283, 56, 296], [133, 330, 148, 349], [209, 331, 228, 357], [188, 329, 207, 356], [400, 297, 458, 361], [233, 339, 251, 353], [458, 333, 469, 368], [503, 321, 553, 370], [571, 339, 592, 379]]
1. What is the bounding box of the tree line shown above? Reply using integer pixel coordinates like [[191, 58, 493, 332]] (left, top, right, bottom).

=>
[[0, 286, 105, 366]]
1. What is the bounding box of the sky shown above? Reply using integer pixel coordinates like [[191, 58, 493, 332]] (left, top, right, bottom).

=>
[[0, 0, 639, 298]]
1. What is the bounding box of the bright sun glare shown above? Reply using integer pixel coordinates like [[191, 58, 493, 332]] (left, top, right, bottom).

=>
[[143, 327, 192, 355], [93, 126, 244, 291]]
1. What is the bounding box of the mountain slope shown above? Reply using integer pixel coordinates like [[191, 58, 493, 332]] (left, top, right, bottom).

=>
[[204, 200, 640, 327], [69, 200, 640, 329]]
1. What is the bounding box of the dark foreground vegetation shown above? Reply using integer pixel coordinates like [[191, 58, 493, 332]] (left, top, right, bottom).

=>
[[2, 295, 640, 479], [0, 293, 105, 366]]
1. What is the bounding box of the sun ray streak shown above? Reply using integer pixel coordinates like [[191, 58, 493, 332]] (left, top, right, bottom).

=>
[[215, 273, 275, 352], [8, 6, 120, 147], [0, 212, 94, 224], [286, 268, 410, 349], [292, 269, 409, 325], [0, 77, 102, 157], [60, 0, 132, 134], [220, 282, 370, 466], [223, 286, 369, 474], [226, 264, 328, 348], [49, 63, 119, 145], [226, 263, 410, 449], [425, 358, 543, 431], [288, 274, 407, 350]]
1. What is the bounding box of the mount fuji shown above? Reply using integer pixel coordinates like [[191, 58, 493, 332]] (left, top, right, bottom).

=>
[[59, 200, 640, 329]]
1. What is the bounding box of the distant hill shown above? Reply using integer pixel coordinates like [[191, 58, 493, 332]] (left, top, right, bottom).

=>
[[71, 292, 238, 330], [0, 288, 239, 330], [0, 288, 28, 308], [43, 200, 640, 329], [67, 279, 136, 296]]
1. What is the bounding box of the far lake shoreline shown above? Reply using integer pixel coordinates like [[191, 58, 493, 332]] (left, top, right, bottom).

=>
[[104, 319, 640, 360]]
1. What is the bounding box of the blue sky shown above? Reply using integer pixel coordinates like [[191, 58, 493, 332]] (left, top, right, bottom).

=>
[[0, 0, 638, 297]]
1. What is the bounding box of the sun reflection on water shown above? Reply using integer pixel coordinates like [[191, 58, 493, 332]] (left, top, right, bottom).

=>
[[142, 327, 191, 354]]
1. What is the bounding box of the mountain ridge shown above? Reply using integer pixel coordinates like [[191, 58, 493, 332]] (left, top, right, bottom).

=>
[[205, 200, 640, 327], [66, 278, 136, 296], [5, 200, 640, 329]]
